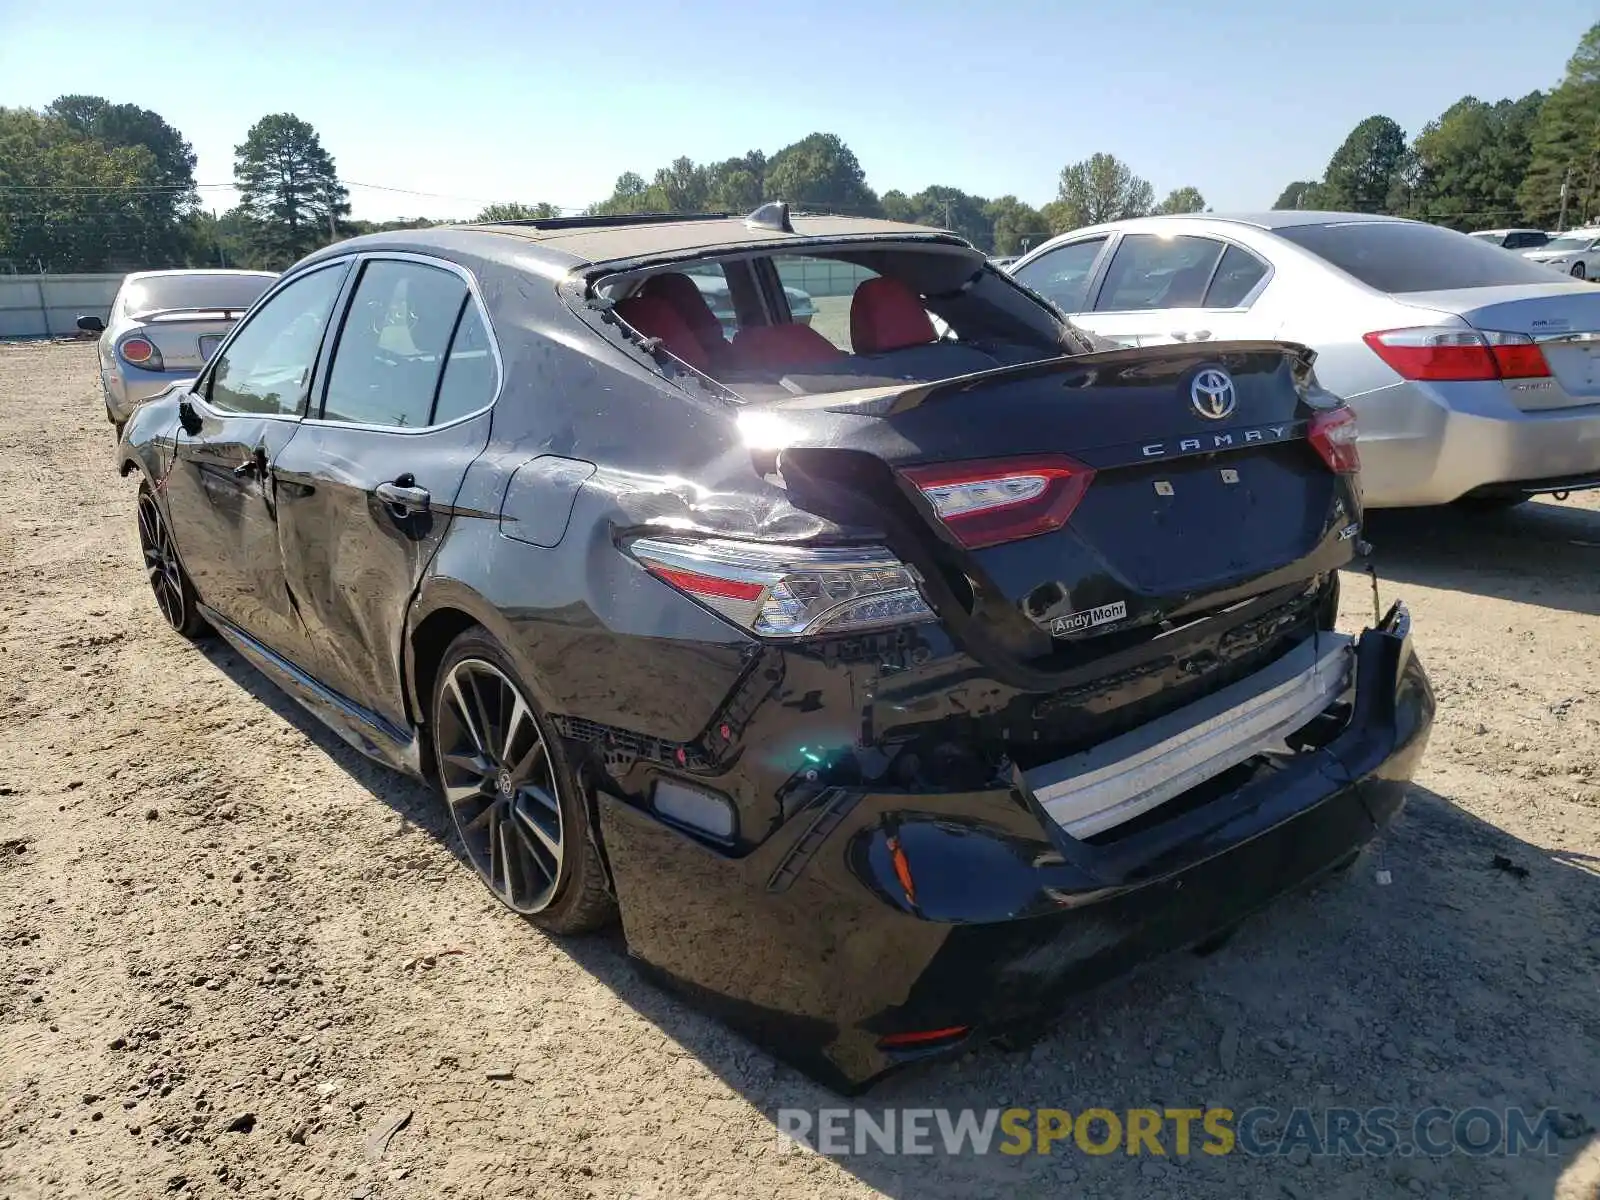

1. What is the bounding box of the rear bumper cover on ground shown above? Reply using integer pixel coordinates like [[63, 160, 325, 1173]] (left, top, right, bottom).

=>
[[597, 605, 1433, 1092]]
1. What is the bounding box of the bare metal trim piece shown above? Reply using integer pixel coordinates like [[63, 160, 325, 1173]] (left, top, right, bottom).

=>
[[1026, 633, 1353, 839]]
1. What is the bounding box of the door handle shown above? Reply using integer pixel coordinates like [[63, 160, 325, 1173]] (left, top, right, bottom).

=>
[[1171, 329, 1212, 342], [375, 479, 431, 515]]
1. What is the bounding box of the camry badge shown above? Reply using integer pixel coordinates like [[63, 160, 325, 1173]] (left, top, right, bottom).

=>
[[1190, 368, 1237, 420]]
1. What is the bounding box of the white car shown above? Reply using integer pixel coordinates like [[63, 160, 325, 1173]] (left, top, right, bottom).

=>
[[1522, 229, 1600, 280], [1007, 212, 1600, 508]]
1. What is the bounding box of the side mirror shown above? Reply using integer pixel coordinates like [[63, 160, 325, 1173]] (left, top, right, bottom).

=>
[[177, 397, 204, 437], [76, 314, 105, 335]]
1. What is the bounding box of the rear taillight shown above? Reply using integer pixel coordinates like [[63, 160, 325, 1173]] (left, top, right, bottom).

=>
[[118, 336, 163, 370], [628, 537, 934, 638], [1362, 327, 1550, 382], [1308, 406, 1360, 474], [900, 454, 1095, 549]]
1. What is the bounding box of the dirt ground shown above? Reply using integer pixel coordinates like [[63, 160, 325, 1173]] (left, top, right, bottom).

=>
[[1, 340, 1597, 1200]]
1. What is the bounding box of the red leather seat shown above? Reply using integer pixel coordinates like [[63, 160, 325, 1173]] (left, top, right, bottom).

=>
[[731, 323, 846, 370], [614, 295, 711, 374], [850, 277, 937, 354], [639, 272, 727, 360]]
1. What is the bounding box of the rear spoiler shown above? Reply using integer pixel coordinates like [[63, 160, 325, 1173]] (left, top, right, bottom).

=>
[[133, 307, 254, 323], [804, 339, 1320, 417]]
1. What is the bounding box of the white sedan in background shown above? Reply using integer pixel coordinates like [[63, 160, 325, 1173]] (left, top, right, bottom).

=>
[[1008, 212, 1600, 509], [1521, 229, 1600, 280]]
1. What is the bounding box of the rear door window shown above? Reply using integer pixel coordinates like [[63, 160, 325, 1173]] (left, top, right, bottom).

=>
[[431, 305, 498, 424], [1276, 221, 1564, 292], [1012, 237, 1107, 313], [1203, 245, 1270, 308], [321, 260, 469, 428], [1094, 235, 1226, 312]]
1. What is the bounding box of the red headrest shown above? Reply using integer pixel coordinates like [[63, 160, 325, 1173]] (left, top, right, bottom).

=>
[[640, 272, 725, 352], [614, 295, 710, 374], [850, 277, 937, 354], [731, 323, 846, 371]]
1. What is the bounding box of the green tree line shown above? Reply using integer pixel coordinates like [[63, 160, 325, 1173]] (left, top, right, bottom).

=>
[[1273, 23, 1600, 229], [4, 20, 1598, 272]]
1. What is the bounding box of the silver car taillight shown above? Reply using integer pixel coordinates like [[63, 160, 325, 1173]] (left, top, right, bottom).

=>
[[628, 537, 934, 638], [118, 335, 165, 371]]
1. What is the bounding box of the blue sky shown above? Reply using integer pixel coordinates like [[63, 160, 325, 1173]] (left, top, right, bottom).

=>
[[1, 0, 1591, 221]]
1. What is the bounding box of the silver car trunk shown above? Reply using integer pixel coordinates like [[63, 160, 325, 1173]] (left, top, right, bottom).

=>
[[130, 310, 247, 373], [1395, 283, 1600, 410]]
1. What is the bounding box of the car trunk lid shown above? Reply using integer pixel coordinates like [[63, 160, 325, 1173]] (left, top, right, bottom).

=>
[[129, 308, 251, 372], [1396, 283, 1600, 409], [758, 341, 1358, 686]]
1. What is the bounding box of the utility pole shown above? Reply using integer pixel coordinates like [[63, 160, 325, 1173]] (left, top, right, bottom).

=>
[[1558, 168, 1571, 232]]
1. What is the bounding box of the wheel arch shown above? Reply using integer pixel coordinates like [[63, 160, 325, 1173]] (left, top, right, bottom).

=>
[[404, 577, 541, 732], [403, 577, 621, 912]]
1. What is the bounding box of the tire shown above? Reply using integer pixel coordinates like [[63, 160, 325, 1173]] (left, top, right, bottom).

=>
[[430, 629, 615, 934], [137, 483, 209, 639], [1572, 262, 1587, 280]]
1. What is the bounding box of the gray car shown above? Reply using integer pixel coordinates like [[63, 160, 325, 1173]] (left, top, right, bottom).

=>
[[1008, 212, 1600, 508], [81, 269, 277, 431], [1468, 228, 1550, 252]]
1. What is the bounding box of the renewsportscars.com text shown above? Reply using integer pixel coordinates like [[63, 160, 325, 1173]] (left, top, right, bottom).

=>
[[776, 1106, 1567, 1158]]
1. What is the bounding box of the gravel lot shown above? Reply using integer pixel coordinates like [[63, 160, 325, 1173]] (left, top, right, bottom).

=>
[[2, 341, 1597, 1200]]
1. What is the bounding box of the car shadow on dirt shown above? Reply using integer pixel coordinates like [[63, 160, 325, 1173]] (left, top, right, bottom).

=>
[[184, 633, 1600, 1197], [1360, 499, 1600, 617], [553, 785, 1598, 1198]]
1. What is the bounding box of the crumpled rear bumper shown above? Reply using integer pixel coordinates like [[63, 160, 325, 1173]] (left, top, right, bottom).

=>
[[596, 605, 1433, 1093]]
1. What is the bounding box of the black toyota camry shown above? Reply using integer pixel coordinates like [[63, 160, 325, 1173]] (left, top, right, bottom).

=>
[[118, 205, 1433, 1092]]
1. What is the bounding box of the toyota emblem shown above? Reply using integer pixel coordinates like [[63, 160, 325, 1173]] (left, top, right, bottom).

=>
[[1189, 368, 1237, 420]]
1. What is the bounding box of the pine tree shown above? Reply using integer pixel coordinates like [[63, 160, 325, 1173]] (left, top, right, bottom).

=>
[[233, 114, 350, 268]]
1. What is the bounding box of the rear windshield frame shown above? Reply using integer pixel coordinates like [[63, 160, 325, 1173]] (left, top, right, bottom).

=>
[[1275, 221, 1567, 294]]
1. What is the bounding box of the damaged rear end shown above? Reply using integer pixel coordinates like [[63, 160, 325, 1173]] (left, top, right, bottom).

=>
[[592, 339, 1431, 1093]]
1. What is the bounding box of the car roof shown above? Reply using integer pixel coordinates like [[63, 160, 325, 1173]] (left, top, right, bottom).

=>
[[301, 214, 966, 276], [1022, 211, 1426, 250], [1127, 211, 1416, 231], [124, 268, 278, 280]]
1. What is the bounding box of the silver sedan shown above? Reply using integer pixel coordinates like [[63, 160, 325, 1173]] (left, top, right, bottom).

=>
[[80, 269, 276, 431], [1008, 212, 1600, 508]]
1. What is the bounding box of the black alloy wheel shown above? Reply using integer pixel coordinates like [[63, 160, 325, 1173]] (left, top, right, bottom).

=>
[[137, 485, 207, 639], [431, 632, 614, 933]]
